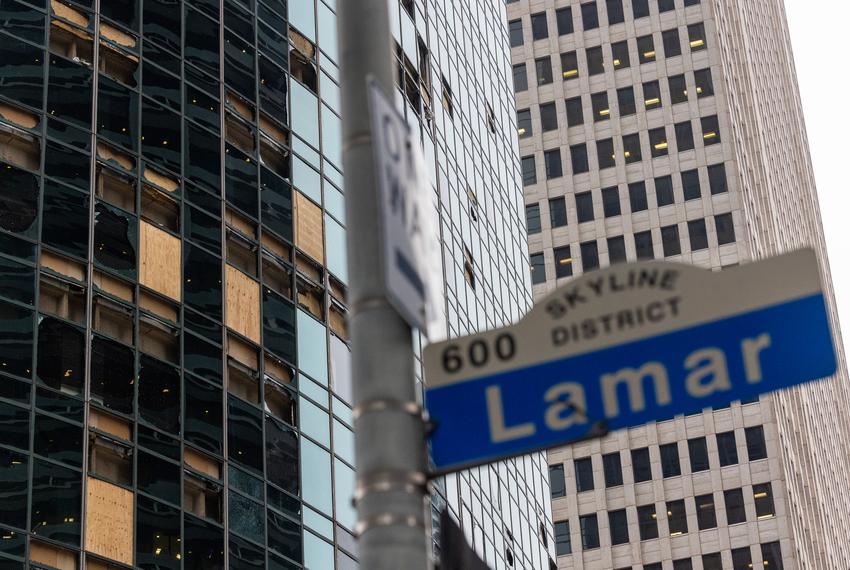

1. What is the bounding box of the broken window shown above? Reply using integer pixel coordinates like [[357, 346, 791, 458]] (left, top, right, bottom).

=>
[[0, 161, 39, 236], [92, 296, 134, 344], [37, 316, 85, 394], [184, 374, 223, 454], [229, 489, 264, 540], [138, 354, 181, 434], [228, 358, 259, 404], [296, 269, 323, 321], [49, 16, 94, 66], [97, 166, 136, 213], [88, 432, 132, 486], [463, 246, 475, 289], [31, 458, 82, 546], [441, 75, 454, 118], [267, 510, 302, 562], [259, 55, 288, 125], [227, 230, 258, 277], [184, 471, 222, 522], [266, 415, 299, 495], [0, 121, 40, 172], [289, 29, 317, 93], [225, 109, 256, 155], [262, 254, 293, 299], [139, 314, 179, 363], [90, 334, 135, 414], [141, 185, 179, 232], [38, 274, 86, 324], [264, 377, 297, 427], [94, 202, 137, 277], [99, 39, 139, 88], [397, 47, 421, 114], [260, 134, 290, 180]]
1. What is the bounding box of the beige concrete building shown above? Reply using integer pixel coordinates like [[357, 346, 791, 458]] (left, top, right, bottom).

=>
[[506, 0, 850, 568]]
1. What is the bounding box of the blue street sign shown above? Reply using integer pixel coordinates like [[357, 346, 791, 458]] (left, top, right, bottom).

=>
[[423, 250, 837, 474]]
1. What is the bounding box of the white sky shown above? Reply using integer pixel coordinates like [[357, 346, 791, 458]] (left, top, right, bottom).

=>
[[784, 0, 850, 358]]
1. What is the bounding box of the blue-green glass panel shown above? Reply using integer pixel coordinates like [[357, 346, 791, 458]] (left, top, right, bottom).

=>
[[296, 310, 327, 385], [300, 438, 331, 515]]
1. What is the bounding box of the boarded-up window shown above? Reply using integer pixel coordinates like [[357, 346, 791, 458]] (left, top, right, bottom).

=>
[[294, 191, 324, 263], [139, 221, 181, 301], [85, 477, 134, 566], [225, 265, 261, 343]]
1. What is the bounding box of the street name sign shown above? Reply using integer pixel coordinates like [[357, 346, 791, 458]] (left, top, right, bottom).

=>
[[367, 79, 444, 339], [424, 250, 836, 474]]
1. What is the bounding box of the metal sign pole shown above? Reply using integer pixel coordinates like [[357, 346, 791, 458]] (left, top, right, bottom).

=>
[[338, 2, 430, 569]]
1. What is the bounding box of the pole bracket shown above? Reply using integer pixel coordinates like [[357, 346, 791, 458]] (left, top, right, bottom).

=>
[[355, 513, 427, 536], [355, 469, 428, 501], [353, 398, 424, 421]]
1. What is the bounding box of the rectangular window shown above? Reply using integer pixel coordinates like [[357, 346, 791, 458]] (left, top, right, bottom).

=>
[[602, 452, 623, 486], [574, 457, 594, 491], [536, 56, 554, 85], [688, 437, 710, 471], [606, 0, 625, 24], [629, 181, 648, 212], [561, 51, 579, 80], [682, 169, 701, 200], [545, 149, 563, 179], [618, 86, 636, 116], [669, 73, 688, 104], [658, 0, 675, 11], [745, 426, 767, 460], [579, 514, 600, 550], [540, 103, 558, 131], [550, 198, 568, 227], [623, 133, 642, 163], [688, 22, 707, 50], [581, 241, 599, 272], [649, 127, 669, 157], [732, 547, 753, 570], [761, 542, 784, 570], [725, 488, 746, 524], [634, 231, 653, 260], [571, 143, 589, 174], [655, 175, 674, 206], [566, 96, 584, 126], [667, 499, 688, 535], [509, 19, 523, 47], [716, 431, 739, 466], [662, 28, 681, 57], [555, 520, 572, 555], [531, 12, 549, 40], [694, 68, 714, 97], [612, 40, 630, 69], [556, 7, 574, 35], [608, 236, 627, 264], [660, 443, 681, 477], [602, 187, 621, 217], [549, 464, 566, 498], [576, 192, 595, 223], [674, 560, 694, 570], [597, 138, 615, 169], [526, 204, 542, 234], [703, 553, 723, 570], [695, 494, 718, 529], [676, 121, 695, 151], [637, 35, 656, 63], [581, 2, 599, 30], [754, 483, 775, 518], [643, 80, 662, 109], [591, 91, 609, 121], [661, 225, 681, 256], [633, 0, 650, 19], [715, 213, 735, 245], [688, 219, 709, 251], [708, 163, 727, 194], [522, 156, 537, 186], [637, 504, 658, 540], [701, 115, 721, 144], [530, 252, 546, 284], [631, 447, 652, 482], [517, 109, 532, 138], [609, 509, 629, 545], [587, 46, 605, 75], [513, 64, 528, 92], [554, 246, 573, 278]]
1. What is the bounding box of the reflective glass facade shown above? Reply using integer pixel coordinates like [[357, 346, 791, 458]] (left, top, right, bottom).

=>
[[0, 0, 551, 568]]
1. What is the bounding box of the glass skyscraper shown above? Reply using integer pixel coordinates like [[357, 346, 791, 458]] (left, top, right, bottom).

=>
[[0, 0, 552, 568]]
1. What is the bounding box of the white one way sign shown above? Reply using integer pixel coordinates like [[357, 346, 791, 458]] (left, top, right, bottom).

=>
[[367, 79, 443, 340]]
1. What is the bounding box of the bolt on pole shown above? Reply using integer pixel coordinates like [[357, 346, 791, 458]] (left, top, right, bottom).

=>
[[338, 2, 431, 570]]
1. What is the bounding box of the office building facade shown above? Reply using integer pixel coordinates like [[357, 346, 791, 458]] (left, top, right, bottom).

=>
[[0, 0, 551, 568], [507, 0, 850, 568]]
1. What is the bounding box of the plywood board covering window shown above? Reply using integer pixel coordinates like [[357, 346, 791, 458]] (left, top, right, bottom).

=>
[[85, 477, 134, 566], [294, 191, 324, 263], [139, 221, 181, 301], [226, 265, 261, 343]]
